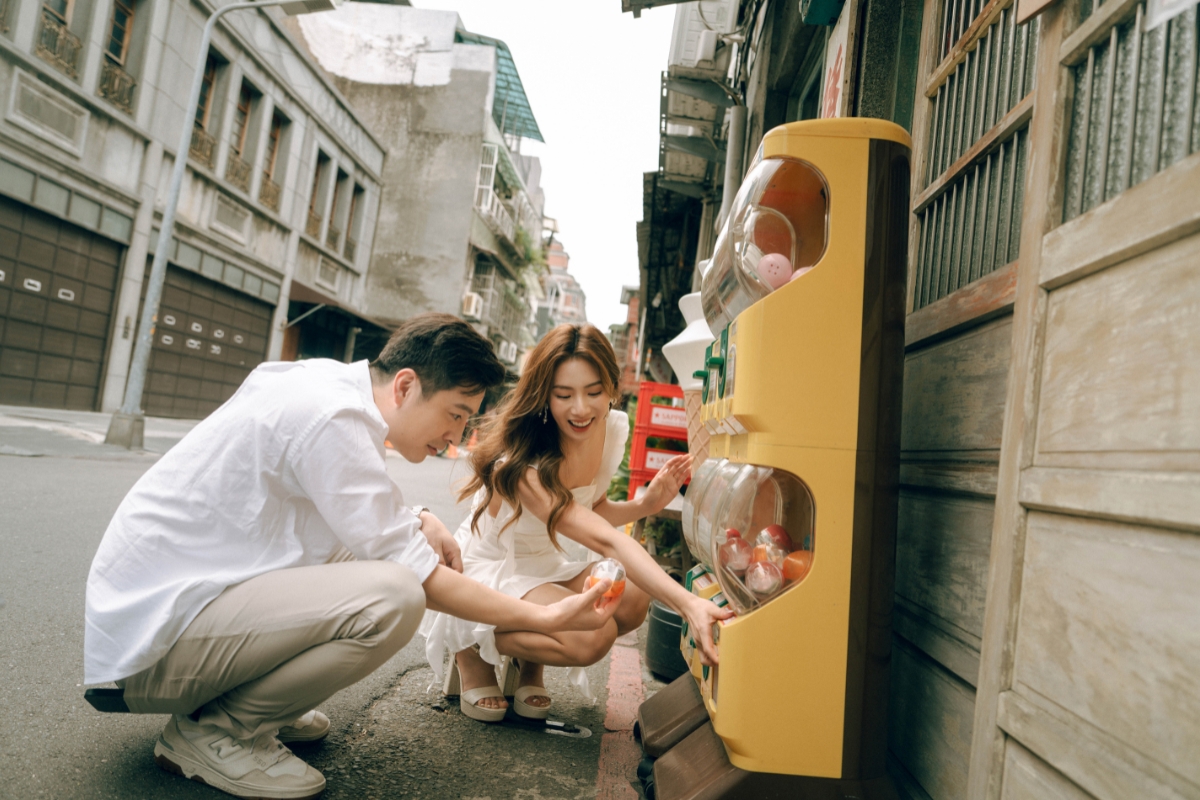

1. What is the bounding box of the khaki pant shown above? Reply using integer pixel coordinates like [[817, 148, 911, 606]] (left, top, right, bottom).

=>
[[120, 556, 425, 740]]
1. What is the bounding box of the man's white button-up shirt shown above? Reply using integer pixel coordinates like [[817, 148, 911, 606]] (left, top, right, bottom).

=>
[[84, 359, 438, 685]]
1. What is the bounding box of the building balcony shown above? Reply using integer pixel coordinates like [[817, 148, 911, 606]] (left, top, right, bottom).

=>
[[305, 210, 322, 239], [225, 154, 252, 194], [259, 176, 281, 212], [36, 9, 81, 79], [97, 58, 136, 113], [325, 224, 341, 251], [190, 126, 216, 169], [475, 187, 515, 246], [343, 236, 357, 262]]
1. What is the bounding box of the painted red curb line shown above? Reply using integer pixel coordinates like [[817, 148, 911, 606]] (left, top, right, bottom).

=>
[[595, 642, 645, 800]]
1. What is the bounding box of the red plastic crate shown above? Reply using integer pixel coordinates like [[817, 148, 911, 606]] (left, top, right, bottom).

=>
[[628, 382, 689, 500]]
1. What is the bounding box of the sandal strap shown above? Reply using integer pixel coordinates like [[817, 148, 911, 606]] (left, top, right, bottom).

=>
[[461, 685, 505, 706], [514, 686, 551, 703]]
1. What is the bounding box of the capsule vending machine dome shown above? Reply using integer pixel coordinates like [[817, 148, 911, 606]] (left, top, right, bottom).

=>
[[636, 119, 911, 799]]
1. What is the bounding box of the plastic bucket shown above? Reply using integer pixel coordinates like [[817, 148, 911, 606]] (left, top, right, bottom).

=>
[[645, 600, 688, 681]]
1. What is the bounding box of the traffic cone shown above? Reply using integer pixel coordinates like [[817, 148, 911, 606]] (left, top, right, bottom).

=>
[[445, 443, 459, 459], [467, 430, 479, 451]]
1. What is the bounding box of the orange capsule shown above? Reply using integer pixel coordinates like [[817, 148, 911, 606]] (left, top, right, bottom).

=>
[[783, 550, 813, 583], [585, 575, 627, 599]]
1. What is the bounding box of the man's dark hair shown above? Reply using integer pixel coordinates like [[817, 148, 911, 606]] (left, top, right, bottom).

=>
[[369, 312, 505, 395]]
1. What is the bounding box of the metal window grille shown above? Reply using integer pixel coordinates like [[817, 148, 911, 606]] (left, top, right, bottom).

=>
[[927, 6, 1039, 184], [913, 3, 1039, 311], [1062, 4, 1199, 222]]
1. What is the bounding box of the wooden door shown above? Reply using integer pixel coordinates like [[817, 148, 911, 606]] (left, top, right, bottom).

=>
[[890, 2, 1041, 798], [968, 2, 1200, 798]]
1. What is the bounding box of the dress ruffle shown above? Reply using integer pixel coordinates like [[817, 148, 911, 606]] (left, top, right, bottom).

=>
[[419, 410, 629, 702]]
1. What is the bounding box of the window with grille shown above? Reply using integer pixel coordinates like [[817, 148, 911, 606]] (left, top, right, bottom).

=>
[[1062, 2, 1199, 223], [912, 2, 1040, 311], [196, 54, 218, 129], [105, 0, 133, 63], [231, 82, 255, 158], [43, 0, 71, 23], [263, 112, 286, 181]]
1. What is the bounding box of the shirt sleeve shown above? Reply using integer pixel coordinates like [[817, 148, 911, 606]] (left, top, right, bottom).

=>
[[289, 407, 439, 582]]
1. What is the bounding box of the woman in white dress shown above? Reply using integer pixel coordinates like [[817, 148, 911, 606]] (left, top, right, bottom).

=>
[[420, 324, 728, 722]]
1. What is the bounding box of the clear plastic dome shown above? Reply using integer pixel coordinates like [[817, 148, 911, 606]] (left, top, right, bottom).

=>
[[684, 459, 816, 614], [701, 157, 830, 333]]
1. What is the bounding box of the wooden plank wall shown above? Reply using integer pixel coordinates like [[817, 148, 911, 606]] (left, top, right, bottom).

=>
[[967, 1, 1200, 798]]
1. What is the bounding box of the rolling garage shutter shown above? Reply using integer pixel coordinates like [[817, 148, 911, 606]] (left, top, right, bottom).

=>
[[144, 265, 272, 419], [0, 195, 121, 410]]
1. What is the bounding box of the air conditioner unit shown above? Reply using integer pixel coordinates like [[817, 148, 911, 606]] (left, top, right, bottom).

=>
[[499, 341, 518, 363], [668, 0, 737, 79], [461, 292, 483, 320]]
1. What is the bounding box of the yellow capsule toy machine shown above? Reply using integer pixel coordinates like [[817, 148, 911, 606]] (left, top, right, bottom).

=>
[[636, 118, 911, 800]]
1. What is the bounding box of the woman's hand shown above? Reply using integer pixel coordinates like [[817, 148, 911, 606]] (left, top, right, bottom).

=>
[[680, 594, 734, 666], [640, 454, 692, 515], [538, 577, 621, 633]]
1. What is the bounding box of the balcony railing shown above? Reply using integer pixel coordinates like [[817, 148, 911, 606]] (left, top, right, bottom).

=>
[[325, 225, 341, 251], [343, 236, 357, 262], [190, 126, 216, 169], [225, 154, 252, 193], [259, 176, 281, 212], [36, 9, 81, 78], [305, 211, 322, 239], [97, 58, 136, 113], [0, 0, 11, 34], [475, 187, 515, 245]]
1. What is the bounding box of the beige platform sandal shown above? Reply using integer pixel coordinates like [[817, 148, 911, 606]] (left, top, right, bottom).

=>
[[443, 649, 506, 723], [500, 656, 551, 720]]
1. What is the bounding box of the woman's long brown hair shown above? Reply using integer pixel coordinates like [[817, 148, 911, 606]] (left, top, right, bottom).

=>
[[461, 324, 621, 548]]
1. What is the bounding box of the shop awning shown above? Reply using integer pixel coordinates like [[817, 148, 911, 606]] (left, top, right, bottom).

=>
[[457, 31, 544, 143]]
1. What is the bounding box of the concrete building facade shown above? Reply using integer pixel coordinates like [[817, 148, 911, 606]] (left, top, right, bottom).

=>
[[534, 239, 586, 340], [0, 0, 386, 418], [292, 3, 548, 369]]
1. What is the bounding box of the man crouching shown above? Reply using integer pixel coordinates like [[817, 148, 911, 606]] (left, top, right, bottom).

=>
[[84, 313, 616, 799]]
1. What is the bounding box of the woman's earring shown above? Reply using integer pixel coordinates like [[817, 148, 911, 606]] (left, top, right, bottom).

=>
[[541, 405, 548, 424]]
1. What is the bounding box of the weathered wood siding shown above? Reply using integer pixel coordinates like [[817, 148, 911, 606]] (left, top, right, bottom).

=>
[[967, 2, 1200, 799]]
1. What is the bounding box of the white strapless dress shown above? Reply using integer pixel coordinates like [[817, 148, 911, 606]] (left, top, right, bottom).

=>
[[420, 410, 629, 701]]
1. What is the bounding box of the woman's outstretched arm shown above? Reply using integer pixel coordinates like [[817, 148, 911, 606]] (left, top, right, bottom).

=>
[[517, 466, 730, 665], [591, 453, 691, 527]]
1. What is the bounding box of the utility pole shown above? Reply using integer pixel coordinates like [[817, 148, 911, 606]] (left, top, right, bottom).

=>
[[106, 0, 341, 448]]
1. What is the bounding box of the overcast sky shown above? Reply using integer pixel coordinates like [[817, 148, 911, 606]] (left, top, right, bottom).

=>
[[413, 0, 677, 332]]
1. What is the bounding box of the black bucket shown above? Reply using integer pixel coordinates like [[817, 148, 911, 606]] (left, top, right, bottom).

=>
[[645, 600, 688, 681]]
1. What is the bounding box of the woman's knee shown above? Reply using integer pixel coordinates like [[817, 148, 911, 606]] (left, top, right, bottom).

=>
[[576, 623, 618, 666]]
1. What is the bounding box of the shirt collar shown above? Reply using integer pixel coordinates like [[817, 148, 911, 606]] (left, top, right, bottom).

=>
[[352, 360, 389, 435]]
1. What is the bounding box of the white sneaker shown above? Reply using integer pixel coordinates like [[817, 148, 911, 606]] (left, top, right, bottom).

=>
[[278, 710, 330, 744], [154, 715, 326, 799]]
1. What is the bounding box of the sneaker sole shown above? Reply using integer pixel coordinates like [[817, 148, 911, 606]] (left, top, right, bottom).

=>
[[154, 742, 325, 800], [277, 729, 329, 744]]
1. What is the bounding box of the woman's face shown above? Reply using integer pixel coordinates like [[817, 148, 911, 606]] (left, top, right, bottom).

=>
[[548, 357, 611, 442]]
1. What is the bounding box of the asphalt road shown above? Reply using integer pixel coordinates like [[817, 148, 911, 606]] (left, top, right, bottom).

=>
[[0, 408, 651, 800]]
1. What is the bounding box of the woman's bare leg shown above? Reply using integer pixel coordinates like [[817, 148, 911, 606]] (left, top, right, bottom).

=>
[[493, 572, 654, 708], [454, 647, 507, 711]]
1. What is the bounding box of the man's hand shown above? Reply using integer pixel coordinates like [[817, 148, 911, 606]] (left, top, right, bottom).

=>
[[538, 578, 620, 633], [417, 511, 462, 572]]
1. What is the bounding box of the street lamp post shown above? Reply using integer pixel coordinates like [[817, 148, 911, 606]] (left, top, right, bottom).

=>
[[106, 0, 341, 449]]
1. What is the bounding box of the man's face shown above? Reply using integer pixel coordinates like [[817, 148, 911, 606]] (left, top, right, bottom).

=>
[[380, 370, 484, 462]]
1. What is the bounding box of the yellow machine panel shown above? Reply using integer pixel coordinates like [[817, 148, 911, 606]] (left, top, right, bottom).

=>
[[641, 119, 912, 799]]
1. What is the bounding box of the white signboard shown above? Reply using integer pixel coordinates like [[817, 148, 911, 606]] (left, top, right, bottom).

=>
[[1147, 0, 1198, 29], [646, 450, 677, 471], [650, 406, 688, 429]]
